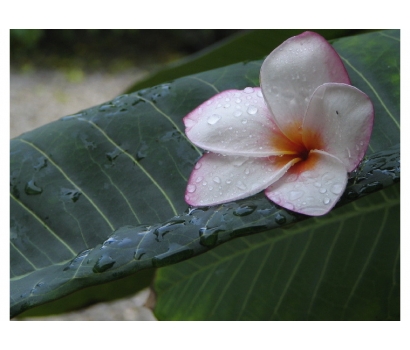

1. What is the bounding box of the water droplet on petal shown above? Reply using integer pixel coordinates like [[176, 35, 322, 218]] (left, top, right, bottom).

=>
[[213, 176, 221, 184], [226, 179, 231, 184], [244, 87, 254, 94], [314, 182, 321, 188], [331, 182, 344, 195], [235, 98, 241, 103], [184, 118, 196, 128], [289, 190, 304, 200], [257, 90, 263, 98], [323, 197, 330, 205], [244, 168, 250, 175], [319, 188, 327, 194], [241, 119, 248, 124], [247, 105, 258, 115], [207, 114, 221, 125], [233, 110, 242, 117], [194, 162, 202, 170], [187, 184, 196, 193], [236, 181, 247, 190]]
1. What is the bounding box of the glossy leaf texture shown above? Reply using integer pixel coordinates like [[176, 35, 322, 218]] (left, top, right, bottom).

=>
[[10, 30, 399, 317], [154, 184, 400, 320]]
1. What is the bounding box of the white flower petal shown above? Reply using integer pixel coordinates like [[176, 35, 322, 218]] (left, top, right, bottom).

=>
[[260, 31, 351, 144], [303, 83, 374, 172], [265, 150, 347, 216], [185, 153, 301, 206], [183, 88, 303, 156]]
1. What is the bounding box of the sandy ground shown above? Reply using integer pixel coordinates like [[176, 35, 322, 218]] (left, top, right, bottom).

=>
[[10, 67, 158, 321]]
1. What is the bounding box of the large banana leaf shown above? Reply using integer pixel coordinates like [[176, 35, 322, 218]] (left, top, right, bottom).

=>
[[10, 30, 399, 318]]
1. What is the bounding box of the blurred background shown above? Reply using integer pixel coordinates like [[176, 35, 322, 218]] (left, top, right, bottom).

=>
[[10, 29, 241, 138]]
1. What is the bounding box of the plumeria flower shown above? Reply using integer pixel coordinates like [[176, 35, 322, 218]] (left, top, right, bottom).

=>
[[183, 32, 374, 216]]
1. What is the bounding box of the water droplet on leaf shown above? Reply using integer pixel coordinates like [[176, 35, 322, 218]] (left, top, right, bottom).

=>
[[233, 204, 257, 217], [25, 180, 42, 195]]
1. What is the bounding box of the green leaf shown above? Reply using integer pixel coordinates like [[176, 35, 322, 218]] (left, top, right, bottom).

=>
[[154, 184, 400, 320], [10, 30, 399, 317]]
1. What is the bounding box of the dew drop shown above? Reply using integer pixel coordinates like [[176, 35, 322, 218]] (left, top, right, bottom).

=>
[[134, 248, 146, 260], [235, 98, 241, 103], [207, 114, 221, 125], [323, 197, 330, 205], [232, 159, 245, 168], [289, 190, 304, 200], [244, 168, 250, 175], [319, 188, 327, 194], [247, 105, 258, 115], [213, 176, 221, 184], [187, 184, 196, 193], [233, 110, 242, 117], [257, 90, 263, 98], [241, 119, 248, 124], [314, 182, 322, 188], [25, 180, 43, 195], [236, 181, 247, 190], [226, 179, 232, 184], [330, 182, 344, 195], [233, 204, 257, 217], [93, 255, 115, 273], [196, 176, 203, 183], [224, 104, 231, 108], [244, 87, 254, 94], [274, 214, 287, 225], [194, 162, 202, 170]]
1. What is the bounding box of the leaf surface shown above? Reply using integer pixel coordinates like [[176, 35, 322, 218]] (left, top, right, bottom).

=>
[[154, 184, 400, 320]]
